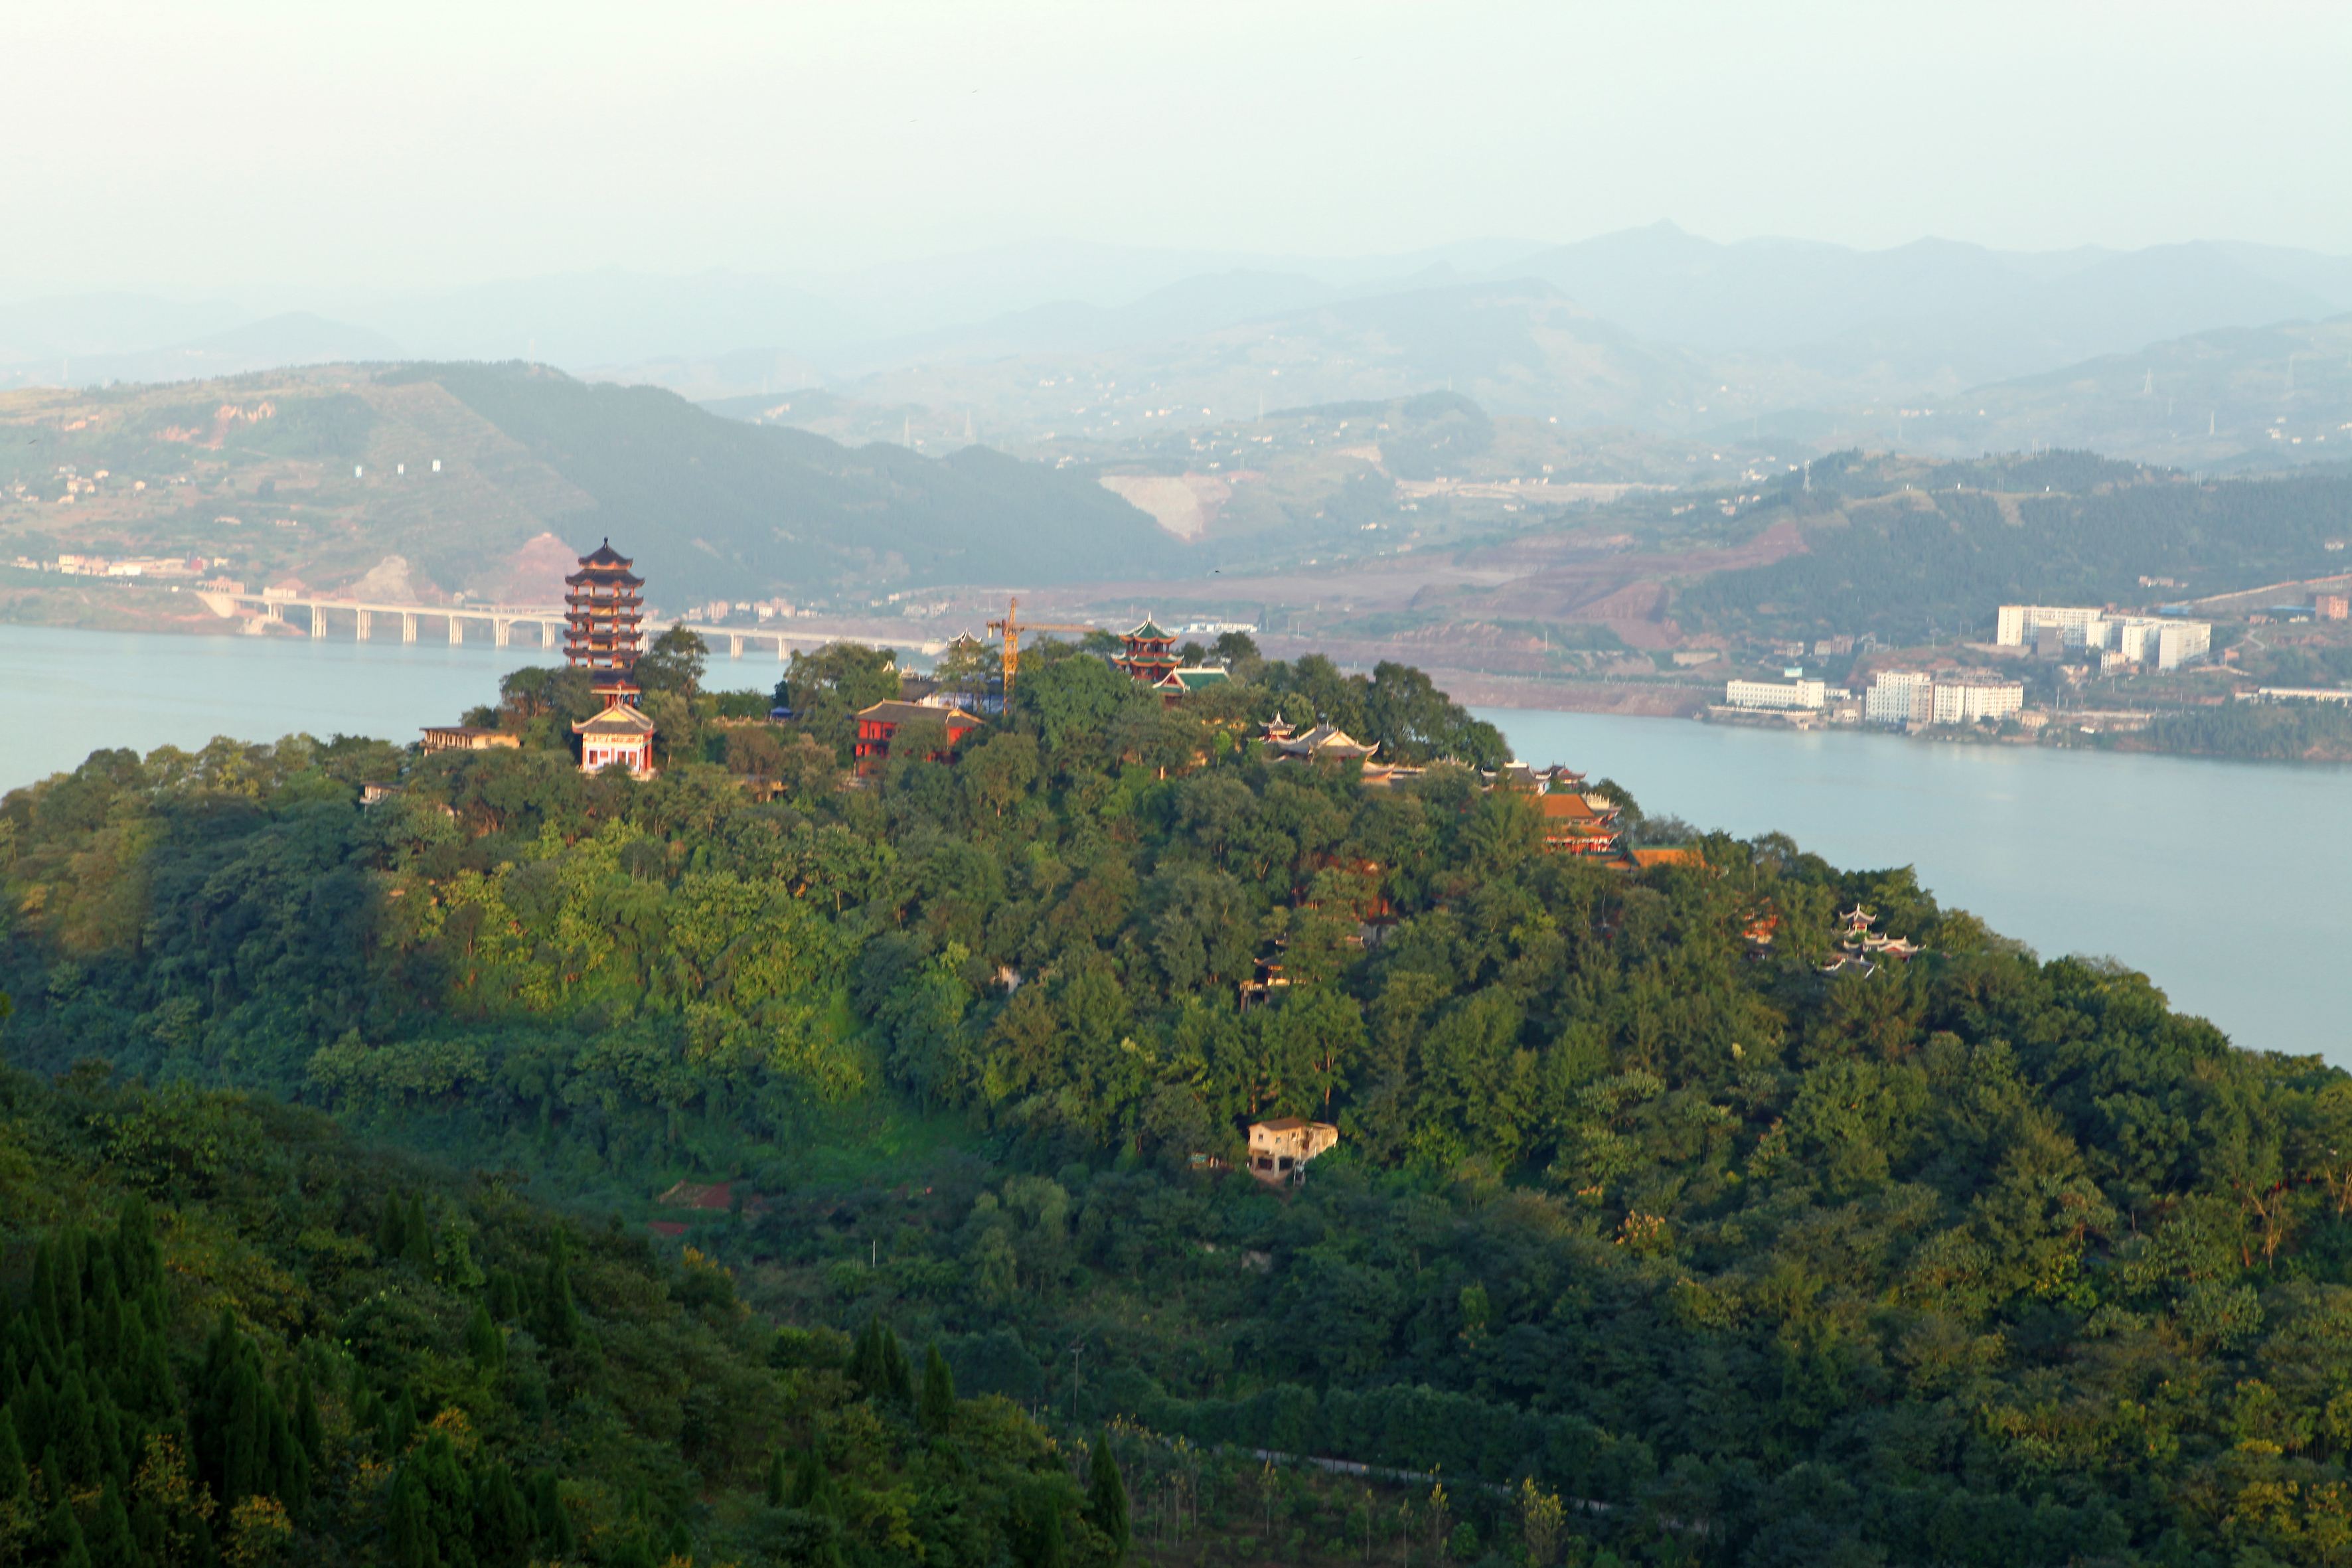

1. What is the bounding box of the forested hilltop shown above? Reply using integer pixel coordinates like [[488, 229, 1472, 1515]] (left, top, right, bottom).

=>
[[0, 1069, 1126, 1568], [6, 639, 2352, 1567]]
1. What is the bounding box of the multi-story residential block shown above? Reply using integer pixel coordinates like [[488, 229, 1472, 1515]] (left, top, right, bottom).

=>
[[1998, 604, 2209, 670], [1864, 670, 1934, 723], [1929, 679, 2025, 724]]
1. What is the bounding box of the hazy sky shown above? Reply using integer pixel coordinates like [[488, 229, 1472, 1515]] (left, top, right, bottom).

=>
[[9, 0, 2349, 291]]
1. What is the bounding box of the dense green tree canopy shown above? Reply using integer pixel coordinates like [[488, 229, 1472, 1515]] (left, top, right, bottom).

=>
[[2, 647, 2347, 1566]]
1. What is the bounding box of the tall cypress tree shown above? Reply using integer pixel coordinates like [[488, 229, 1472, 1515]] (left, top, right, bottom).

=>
[[402, 1198, 435, 1273], [86, 1476, 136, 1568], [221, 1358, 265, 1506], [920, 1344, 957, 1433], [790, 1449, 826, 1512], [885, 1328, 914, 1405], [39, 1492, 91, 1568], [383, 1389, 418, 1456], [112, 1198, 159, 1297], [528, 1471, 576, 1556], [31, 1238, 62, 1354], [538, 1245, 580, 1350], [475, 1462, 531, 1568], [1086, 1437, 1131, 1562], [15, 1369, 53, 1460], [1018, 1482, 1067, 1568], [264, 1385, 307, 1507], [464, 1304, 505, 1375], [848, 1318, 880, 1390], [0, 1408, 27, 1499], [387, 1466, 437, 1568], [376, 1198, 408, 1263], [293, 1370, 325, 1466], [51, 1368, 100, 1486]]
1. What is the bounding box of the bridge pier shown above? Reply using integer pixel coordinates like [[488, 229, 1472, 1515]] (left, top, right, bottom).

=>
[[542, 621, 559, 649], [402, 613, 416, 643], [354, 609, 372, 642], [728, 633, 744, 659], [494, 617, 511, 649], [310, 605, 325, 639], [449, 616, 463, 645]]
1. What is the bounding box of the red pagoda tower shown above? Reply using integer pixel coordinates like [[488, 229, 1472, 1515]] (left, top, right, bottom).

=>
[[564, 540, 657, 777], [564, 539, 645, 679], [1113, 615, 1179, 684]]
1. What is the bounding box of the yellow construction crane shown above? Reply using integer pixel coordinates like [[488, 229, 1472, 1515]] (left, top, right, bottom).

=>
[[984, 596, 1099, 697]]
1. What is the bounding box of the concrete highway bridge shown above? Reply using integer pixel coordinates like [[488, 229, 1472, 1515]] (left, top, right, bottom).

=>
[[193, 589, 946, 659]]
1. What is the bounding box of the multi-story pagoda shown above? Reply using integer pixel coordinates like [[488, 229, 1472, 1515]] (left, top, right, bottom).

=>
[[564, 540, 645, 682], [564, 540, 656, 778], [1113, 616, 1179, 684]]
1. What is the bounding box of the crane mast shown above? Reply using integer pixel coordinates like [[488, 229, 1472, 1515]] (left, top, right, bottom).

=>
[[984, 596, 1098, 696]]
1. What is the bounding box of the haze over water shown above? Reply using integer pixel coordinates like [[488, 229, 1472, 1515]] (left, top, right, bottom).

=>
[[5, 624, 2340, 1063]]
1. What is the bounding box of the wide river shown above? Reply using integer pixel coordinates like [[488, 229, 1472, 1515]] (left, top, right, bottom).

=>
[[3, 625, 2343, 1062]]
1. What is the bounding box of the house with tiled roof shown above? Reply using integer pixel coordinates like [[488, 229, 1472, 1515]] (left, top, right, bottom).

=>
[[1150, 665, 1232, 706], [852, 700, 984, 775], [1267, 723, 1379, 762], [1535, 790, 1620, 855]]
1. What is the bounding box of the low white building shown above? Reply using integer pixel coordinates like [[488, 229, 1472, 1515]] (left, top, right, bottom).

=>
[[1725, 677, 1826, 710]]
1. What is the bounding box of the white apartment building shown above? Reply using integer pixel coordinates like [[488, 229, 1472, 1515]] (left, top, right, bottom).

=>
[[2108, 617, 2211, 671], [1725, 677, 1827, 710], [1864, 670, 1934, 723], [1867, 670, 2022, 725], [1996, 604, 2109, 649], [1997, 603, 2211, 670], [1930, 680, 2025, 724]]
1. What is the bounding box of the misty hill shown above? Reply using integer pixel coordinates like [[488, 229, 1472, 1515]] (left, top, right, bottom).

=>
[[828, 278, 1727, 436], [70, 311, 410, 385], [11, 230, 2352, 471], [1674, 450, 2352, 643], [1936, 313, 2352, 469], [1507, 223, 2351, 384], [0, 290, 251, 364], [0, 361, 1171, 607]]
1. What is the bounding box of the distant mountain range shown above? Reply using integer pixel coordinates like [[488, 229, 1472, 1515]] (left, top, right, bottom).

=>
[[0, 363, 1170, 606], [5, 226, 2350, 474], [1923, 313, 2352, 469]]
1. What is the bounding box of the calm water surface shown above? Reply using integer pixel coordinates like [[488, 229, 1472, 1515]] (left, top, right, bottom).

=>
[[1482, 708, 2349, 1065], [6, 626, 2341, 1063]]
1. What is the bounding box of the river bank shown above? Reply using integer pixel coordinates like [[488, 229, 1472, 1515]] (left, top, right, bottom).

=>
[[1479, 705, 2350, 1063]]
